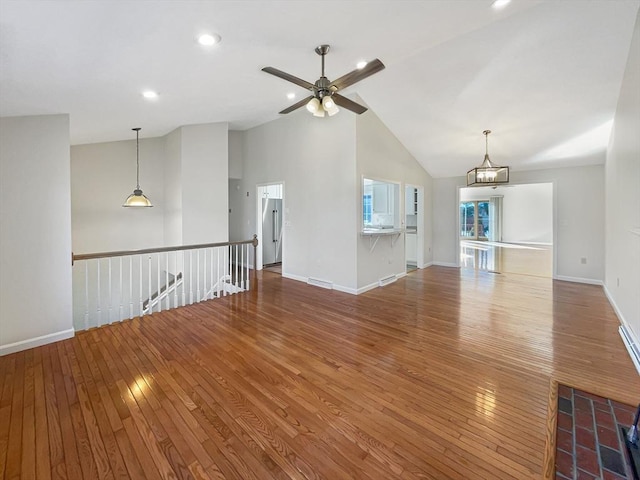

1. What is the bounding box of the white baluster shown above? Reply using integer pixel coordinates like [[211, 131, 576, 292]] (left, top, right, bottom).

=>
[[97, 260, 102, 326], [217, 247, 221, 298], [118, 257, 123, 322], [148, 255, 152, 315], [84, 262, 89, 330], [157, 254, 161, 313], [235, 244, 239, 290], [203, 249, 207, 300], [197, 249, 201, 302], [181, 251, 186, 307], [138, 255, 144, 317], [189, 250, 193, 305], [174, 252, 179, 308], [129, 256, 133, 319], [164, 252, 168, 310]]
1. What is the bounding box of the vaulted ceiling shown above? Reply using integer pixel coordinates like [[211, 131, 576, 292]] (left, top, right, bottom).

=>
[[1, 0, 638, 177]]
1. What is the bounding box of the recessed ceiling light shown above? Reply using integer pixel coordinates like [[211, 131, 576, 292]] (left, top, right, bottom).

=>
[[142, 91, 158, 99], [356, 61, 368, 70], [287, 93, 296, 100], [492, 0, 511, 9], [198, 33, 221, 46]]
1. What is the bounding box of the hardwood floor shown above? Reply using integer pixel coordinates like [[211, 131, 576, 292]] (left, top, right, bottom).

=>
[[1, 266, 638, 479]]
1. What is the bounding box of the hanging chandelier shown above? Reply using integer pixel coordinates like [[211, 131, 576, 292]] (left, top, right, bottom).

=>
[[122, 127, 153, 207], [467, 130, 509, 186]]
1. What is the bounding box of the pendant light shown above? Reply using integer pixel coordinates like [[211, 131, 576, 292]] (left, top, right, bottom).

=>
[[123, 127, 153, 207], [467, 130, 509, 186]]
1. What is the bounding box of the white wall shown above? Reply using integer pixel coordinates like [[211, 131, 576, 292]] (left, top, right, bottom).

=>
[[164, 127, 183, 246], [239, 108, 358, 291], [0, 114, 74, 354], [72, 136, 166, 252], [180, 123, 229, 244], [229, 130, 243, 180], [605, 12, 640, 344], [356, 105, 433, 289], [433, 165, 605, 282]]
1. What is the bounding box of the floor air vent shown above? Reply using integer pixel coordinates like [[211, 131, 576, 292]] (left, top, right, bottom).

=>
[[379, 275, 397, 287], [307, 277, 333, 290]]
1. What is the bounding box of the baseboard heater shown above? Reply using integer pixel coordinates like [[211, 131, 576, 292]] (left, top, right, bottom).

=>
[[307, 277, 333, 290], [619, 325, 640, 376], [378, 275, 397, 287]]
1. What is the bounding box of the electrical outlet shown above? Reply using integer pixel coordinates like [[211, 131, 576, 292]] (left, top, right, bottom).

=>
[[580, 257, 587, 264]]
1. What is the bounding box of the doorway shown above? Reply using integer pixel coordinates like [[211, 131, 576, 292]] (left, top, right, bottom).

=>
[[458, 183, 554, 277], [405, 184, 424, 273], [256, 183, 284, 274]]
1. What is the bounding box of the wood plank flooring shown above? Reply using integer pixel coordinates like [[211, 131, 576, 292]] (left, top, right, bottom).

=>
[[1, 266, 638, 479]]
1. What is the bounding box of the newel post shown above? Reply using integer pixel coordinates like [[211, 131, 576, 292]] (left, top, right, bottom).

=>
[[252, 234, 259, 288]]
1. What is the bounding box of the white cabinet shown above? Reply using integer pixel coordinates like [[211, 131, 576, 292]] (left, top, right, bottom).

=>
[[405, 233, 417, 263]]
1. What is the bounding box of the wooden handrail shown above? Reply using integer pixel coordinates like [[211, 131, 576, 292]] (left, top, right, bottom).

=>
[[72, 234, 259, 264]]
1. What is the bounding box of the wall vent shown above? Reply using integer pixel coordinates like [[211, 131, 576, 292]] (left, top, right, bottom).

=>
[[307, 277, 333, 290], [378, 275, 397, 287], [619, 325, 640, 376]]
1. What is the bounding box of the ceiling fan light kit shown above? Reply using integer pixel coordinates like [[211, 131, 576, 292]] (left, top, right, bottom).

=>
[[262, 44, 385, 117], [467, 130, 510, 186]]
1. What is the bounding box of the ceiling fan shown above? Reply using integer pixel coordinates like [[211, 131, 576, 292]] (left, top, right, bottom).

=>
[[262, 45, 385, 116]]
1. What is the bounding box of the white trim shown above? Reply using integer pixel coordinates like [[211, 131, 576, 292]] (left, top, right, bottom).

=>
[[604, 284, 624, 324], [555, 275, 603, 286], [307, 277, 333, 290], [282, 272, 307, 283], [619, 326, 640, 376], [1, 328, 75, 356], [603, 284, 640, 376], [333, 284, 359, 295], [396, 272, 407, 279], [421, 261, 434, 268], [355, 282, 378, 295], [430, 262, 460, 268]]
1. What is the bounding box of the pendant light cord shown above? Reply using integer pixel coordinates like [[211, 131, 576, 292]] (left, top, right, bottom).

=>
[[133, 127, 141, 190]]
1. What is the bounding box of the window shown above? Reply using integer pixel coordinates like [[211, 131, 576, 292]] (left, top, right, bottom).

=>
[[460, 200, 489, 240], [363, 194, 372, 225], [362, 178, 400, 230]]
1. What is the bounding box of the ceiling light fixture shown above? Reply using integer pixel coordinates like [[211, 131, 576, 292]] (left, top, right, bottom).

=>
[[142, 90, 158, 99], [198, 33, 221, 46], [123, 128, 153, 207], [467, 130, 509, 186], [287, 92, 296, 100], [492, 0, 511, 9]]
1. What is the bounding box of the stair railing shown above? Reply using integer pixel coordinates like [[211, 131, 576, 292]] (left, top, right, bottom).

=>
[[72, 235, 258, 331]]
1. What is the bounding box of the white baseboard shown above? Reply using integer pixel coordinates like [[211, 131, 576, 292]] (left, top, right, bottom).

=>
[[0, 328, 75, 356], [430, 262, 459, 268], [355, 282, 378, 295], [604, 284, 640, 376], [555, 275, 603, 286], [421, 261, 434, 268]]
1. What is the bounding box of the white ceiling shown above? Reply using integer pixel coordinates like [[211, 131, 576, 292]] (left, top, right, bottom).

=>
[[1, 0, 638, 178]]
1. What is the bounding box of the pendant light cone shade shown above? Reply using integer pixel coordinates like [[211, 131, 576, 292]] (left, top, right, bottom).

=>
[[322, 96, 339, 116], [467, 130, 509, 186], [306, 97, 321, 113], [123, 128, 153, 207]]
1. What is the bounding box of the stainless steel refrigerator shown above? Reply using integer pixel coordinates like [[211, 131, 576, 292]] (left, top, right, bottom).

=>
[[262, 198, 283, 265]]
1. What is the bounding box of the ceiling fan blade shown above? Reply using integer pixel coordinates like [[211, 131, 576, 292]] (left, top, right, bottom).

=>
[[279, 95, 314, 114], [262, 67, 315, 90], [330, 59, 385, 91], [332, 93, 368, 114]]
